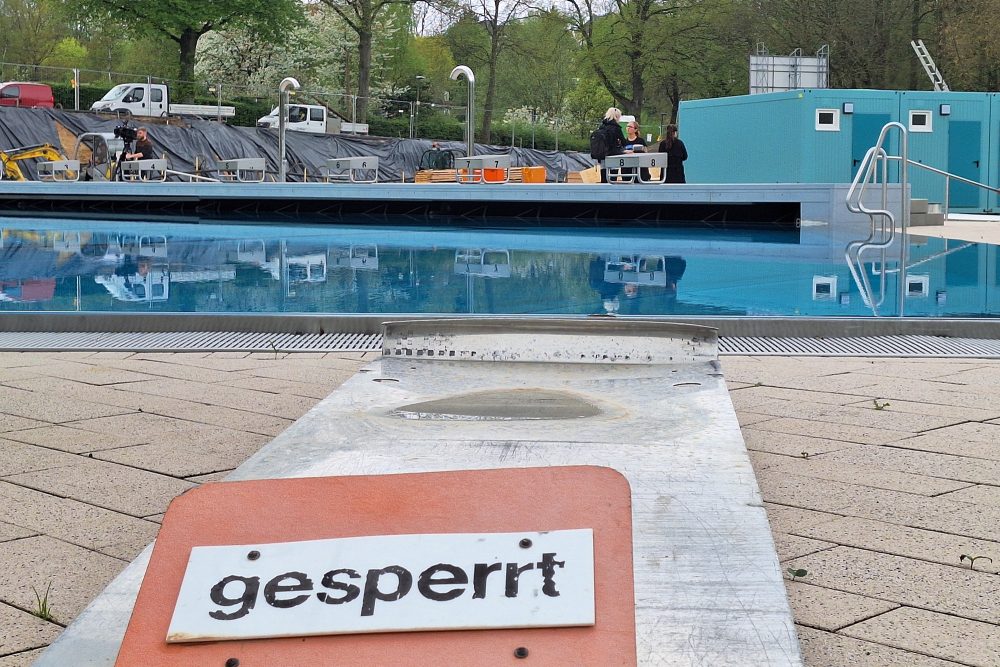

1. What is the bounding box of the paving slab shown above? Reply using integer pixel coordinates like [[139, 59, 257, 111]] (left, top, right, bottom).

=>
[[25, 362, 157, 386], [0, 647, 46, 667], [730, 385, 875, 407], [846, 360, 987, 381], [752, 451, 971, 496], [842, 606, 1000, 666], [784, 581, 898, 632], [93, 434, 270, 478], [64, 411, 256, 446], [843, 397, 1000, 422], [932, 365, 1000, 388], [763, 503, 843, 535], [742, 428, 862, 458], [0, 536, 126, 624], [0, 425, 137, 454], [84, 357, 238, 384], [0, 415, 47, 434], [757, 471, 1000, 542], [795, 625, 964, 667], [797, 516, 1000, 575], [736, 411, 775, 427], [765, 373, 884, 394], [747, 417, 913, 446], [215, 375, 345, 400], [112, 377, 317, 419], [3, 458, 195, 518], [0, 603, 61, 657], [0, 387, 134, 424], [774, 533, 836, 561], [891, 422, 1000, 460], [0, 439, 81, 476], [786, 546, 1000, 624], [847, 379, 1000, 411], [7, 378, 294, 436], [0, 482, 158, 560], [818, 444, 1000, 486], [0, 521, 35, 542], [937, 484, 1000, 507]]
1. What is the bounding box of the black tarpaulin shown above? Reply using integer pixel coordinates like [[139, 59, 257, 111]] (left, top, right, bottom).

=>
[[0, 108, 593, 182]]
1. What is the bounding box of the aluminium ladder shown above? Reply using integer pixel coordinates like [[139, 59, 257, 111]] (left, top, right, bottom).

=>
[[911, 39, 950, 91]]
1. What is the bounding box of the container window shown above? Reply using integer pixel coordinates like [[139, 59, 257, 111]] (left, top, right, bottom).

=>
[[906, 275, 930, 297], [815, 109, 840, 131], [909, 110, 932, 132]]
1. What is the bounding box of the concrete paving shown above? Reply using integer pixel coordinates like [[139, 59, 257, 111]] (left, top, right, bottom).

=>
[[0, 350, 998, 666]]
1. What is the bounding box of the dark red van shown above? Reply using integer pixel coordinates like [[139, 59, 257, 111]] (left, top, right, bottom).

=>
[[0, 82, 55, 108]]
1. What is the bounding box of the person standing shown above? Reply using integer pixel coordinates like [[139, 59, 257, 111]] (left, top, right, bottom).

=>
[[598, 107, 626, 183], [624, 121, 649, 183], [657, 123, 687, 183]]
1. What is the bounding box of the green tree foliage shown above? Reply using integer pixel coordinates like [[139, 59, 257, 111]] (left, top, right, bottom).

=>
[[316, 0, 433, 119], [65, 0, 303, 97], [0, 0, 68, 65]]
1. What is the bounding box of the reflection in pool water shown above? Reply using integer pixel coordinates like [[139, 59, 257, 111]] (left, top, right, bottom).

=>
[[0, 218, 996, 318]]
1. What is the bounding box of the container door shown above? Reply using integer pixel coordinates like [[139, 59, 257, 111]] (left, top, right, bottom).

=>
[[851, 113, 891, 181], [947, 121, 982, 210]]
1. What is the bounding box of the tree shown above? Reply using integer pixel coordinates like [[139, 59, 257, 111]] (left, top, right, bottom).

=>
[[460, 0, 528, 142], [0, 0, 68, 66], [66, 0, 302, 98], [317, 0, 430, 119], [561, 0, 689, 118]]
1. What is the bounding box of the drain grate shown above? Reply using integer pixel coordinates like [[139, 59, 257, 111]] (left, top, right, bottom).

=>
[[0, 331, 999, 357], [720, 335, 1000, 358], [0, 331, 383, 353]]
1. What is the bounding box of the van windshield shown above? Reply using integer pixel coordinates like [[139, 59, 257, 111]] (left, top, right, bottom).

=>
[[100, 85, 131, 102]]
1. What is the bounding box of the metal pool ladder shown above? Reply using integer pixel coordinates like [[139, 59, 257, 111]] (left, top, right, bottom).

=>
[[846, 122, 1000, 316], [845, 121, 909, 316]]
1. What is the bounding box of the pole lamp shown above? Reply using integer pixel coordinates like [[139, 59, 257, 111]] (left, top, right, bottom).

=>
[[414, 75, 426, 139]]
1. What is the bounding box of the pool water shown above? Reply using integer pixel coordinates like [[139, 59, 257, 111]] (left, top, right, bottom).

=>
[[1, 217, 997, 318]]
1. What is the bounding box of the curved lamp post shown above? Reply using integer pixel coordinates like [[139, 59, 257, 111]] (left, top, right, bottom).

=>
[[449, 66, 475, 157], [278, 77, 300, 182]]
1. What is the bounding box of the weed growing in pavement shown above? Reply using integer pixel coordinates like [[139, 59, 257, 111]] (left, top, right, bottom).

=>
[[31, 582, 54, 621], [873, 399, 890, 410], [960, 554, 993, 571], [786, 568, 808, 581]]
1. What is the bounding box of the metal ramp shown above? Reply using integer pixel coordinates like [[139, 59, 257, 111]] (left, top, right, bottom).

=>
[[34, 318, 801, 666]]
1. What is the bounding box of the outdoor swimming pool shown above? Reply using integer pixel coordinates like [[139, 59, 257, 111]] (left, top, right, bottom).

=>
[[1, 216, 997, 318]]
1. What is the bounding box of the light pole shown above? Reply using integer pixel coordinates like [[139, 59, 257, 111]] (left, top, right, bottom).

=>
[[659, 112, 668, 141], [414, 75, 425, 139]]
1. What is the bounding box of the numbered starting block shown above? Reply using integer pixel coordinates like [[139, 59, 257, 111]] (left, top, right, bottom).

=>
[[38, 160, 81, 182], [603, 152, 668, 184], [455, 154, 511, 183], [120, 159, 168, 182], [216, 158, 266, 183], [325, 156, 379, 183]]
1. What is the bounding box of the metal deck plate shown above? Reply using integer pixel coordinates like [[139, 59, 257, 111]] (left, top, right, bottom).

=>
[[35, 318, 801, 666]]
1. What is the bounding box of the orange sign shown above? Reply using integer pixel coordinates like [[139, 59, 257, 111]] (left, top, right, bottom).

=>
[[116, 466, 636, 665]]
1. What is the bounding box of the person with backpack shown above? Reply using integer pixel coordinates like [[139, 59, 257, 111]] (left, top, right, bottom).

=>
[[590, 107, 626, 183]]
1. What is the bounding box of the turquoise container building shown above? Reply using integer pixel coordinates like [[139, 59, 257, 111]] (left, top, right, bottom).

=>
[[678, 89, 998, 212]]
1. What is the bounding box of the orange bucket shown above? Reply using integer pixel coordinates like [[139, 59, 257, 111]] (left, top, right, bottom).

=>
[[522, 166, 546, 183], [483, 167, 506, 182]]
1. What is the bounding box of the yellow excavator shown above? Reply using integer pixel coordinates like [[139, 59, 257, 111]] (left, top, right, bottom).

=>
[[0, 143, 67, 181]]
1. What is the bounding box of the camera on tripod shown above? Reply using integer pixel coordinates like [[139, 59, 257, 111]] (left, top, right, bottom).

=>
[[114, 122, 138, 144]]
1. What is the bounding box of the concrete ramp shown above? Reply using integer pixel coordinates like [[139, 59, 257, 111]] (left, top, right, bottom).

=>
[[36, 318, 801, 665]]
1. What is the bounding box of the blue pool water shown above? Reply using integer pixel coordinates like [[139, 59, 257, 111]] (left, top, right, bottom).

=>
[[1, 217, 997, 318]]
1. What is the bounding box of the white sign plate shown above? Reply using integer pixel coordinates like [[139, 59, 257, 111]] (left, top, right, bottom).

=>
[[167, 529, 594, 643]]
